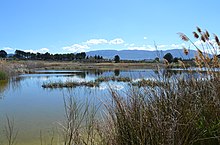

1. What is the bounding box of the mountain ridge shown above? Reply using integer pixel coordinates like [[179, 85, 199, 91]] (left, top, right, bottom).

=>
[[86, 49, 197, 60]]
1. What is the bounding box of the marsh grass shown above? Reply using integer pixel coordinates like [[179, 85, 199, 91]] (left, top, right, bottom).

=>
[[58, 95, 103, 145], [42, 81, 100, 89], [103, 27, 220, 145]]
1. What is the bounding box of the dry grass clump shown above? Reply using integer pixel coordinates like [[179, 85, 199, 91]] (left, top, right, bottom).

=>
[[58, 96, 102, 145], [105, 77, 220, 145]]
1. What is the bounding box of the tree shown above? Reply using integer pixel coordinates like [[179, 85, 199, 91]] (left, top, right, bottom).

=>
[[114, 55, 120, 63], [154, 57, 160, 62], [76, 52, 86, 60], [163, 53, 173, 63], [0, 50, 7, 58]]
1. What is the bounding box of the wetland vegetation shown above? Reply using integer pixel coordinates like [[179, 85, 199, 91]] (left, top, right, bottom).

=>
[[1, 28, 220, 145]]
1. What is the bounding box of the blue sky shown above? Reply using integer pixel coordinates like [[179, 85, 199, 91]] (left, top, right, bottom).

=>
[[0, 0, 220, 54]]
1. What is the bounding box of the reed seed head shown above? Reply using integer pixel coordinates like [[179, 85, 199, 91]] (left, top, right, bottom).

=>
[[178, 33, 189, 41], [205, 30, 210, 38], [204, 33, 209, 41], [197, 26, 202, 33], [193, 32, 199, 39], [201, 35, 206, 42], [214, 34, 220, 46], [183, 47, 189, 55]]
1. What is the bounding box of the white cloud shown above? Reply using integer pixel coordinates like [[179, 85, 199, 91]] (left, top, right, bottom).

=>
[[86, 38, 125, 45], [62, 44, 90, 53], [144, 37, 147, 40], [194, 40, 205, 46], [24, 48, 50, 53], [127, 43, 185, 51], [157, 45, 168, 49], [3, 47, 14, 52], [39, 48, 49, 53], [24, 49, 36, 53], [170, 44, 182, 49], [109, 38, 124, 45], [62, 38, 125, 53], [86, 39, 108, 45]]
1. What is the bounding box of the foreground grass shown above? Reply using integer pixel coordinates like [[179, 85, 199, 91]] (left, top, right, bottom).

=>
[[104, 27, 220, 145]]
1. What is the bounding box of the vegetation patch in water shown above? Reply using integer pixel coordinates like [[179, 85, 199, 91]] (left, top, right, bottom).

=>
[[42, 76, 133, 89], [42, 81, 99, 88], [131, 79, 160, 87], [95, 76, 132, 83]]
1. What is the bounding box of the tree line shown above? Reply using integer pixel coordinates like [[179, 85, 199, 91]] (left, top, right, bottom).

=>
[[13, 50, 87, 61], [0, 49, 106, 61]]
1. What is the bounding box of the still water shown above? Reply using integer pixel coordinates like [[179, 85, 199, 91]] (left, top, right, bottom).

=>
[[0, 69, 158, 145]]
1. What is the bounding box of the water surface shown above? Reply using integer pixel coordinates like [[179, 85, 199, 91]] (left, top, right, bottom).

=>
[[0, 69, 157, 145]]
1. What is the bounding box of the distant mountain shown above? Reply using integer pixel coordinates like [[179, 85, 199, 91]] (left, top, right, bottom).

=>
[[86, 49, 198, 60], [7, 53, 14, 57]]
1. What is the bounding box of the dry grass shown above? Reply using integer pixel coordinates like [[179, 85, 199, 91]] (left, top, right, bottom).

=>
[[102, 27, 220, 145]]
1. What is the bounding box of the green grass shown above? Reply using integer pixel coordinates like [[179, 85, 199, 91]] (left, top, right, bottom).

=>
[[0, 71, 8, 80]]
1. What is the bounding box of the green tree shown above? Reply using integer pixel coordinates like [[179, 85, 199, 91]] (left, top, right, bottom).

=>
[[114, 55, 120, 63], [0, 50, 7, 58], [163, 53, 173, 63]]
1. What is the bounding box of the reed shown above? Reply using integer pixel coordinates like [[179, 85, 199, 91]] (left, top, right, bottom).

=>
[[103, 27, 220, 145], [58, 95, 102, 145]]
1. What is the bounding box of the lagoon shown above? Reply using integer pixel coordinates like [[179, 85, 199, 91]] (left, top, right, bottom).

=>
[[0, 68, 205, 144], [0, 69, 158, 145]]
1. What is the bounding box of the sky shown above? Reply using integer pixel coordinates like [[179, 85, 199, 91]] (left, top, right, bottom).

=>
[[0, 0, 220, 54]]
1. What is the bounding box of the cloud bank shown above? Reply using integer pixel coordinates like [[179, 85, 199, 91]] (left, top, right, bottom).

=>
[[62, 38, 125, 53]]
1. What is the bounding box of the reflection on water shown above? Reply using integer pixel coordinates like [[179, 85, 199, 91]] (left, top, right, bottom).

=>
[[114, 69, 120, 76], [0, 80, 9, 99], [0, 68, 207, 145]]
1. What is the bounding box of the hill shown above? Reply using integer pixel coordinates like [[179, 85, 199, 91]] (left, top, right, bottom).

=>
[[86, 49, 198, 60]]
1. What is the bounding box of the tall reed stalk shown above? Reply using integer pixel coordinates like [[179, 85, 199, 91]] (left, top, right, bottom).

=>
[[58, 95, 102, 145]]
